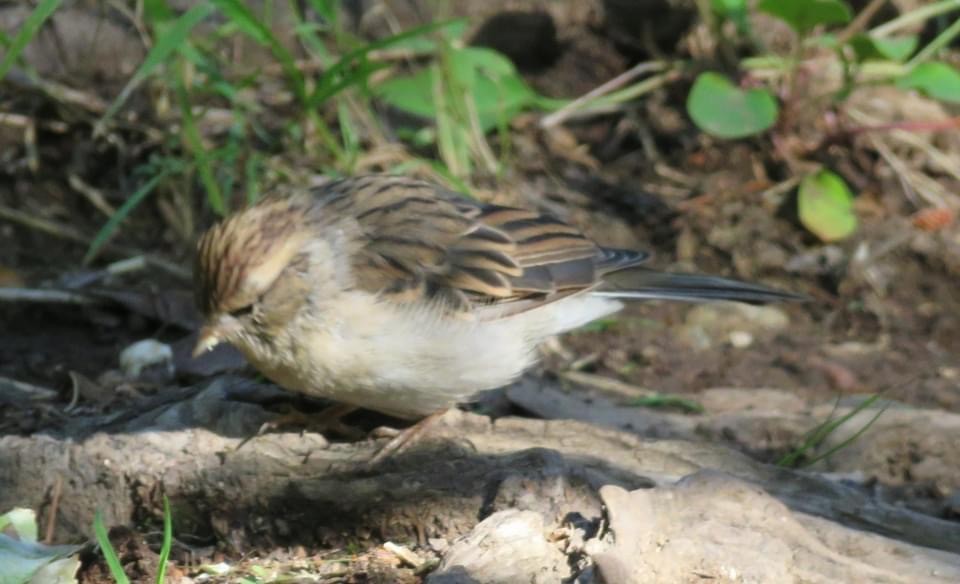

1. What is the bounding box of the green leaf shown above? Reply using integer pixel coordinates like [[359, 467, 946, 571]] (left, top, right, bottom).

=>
[[143, 0, 175, 24], [0, 534, 81, 584], [897, 61, 960, 103], [798, 169, 858, 242], [712, 0, 749, 32], [376, 46, 539, 133], [93, 510, 130, 584], [463, 50, 537, 129], [712, 0, 746, 16], [374, 69, 435, 117], [758, 0, 851, 34], [0, 507, 37, 542], [686, 72, 778, 139], [452, 46, 516, 77], [1, 508, 38, 542], [848, 34, 917, 62], [0, 0, 64, 81], [96, 2, 215, 132]]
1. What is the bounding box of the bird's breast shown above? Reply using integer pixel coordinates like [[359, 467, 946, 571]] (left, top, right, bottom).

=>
[[239, 291, 623, 418]]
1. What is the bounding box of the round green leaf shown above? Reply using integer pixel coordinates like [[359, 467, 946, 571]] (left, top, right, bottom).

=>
[[376, 46, 541, 133], [849, 34, 917, 62], [472, 74, 537, 130], [453, 47, 517, 77], [798, 170, 858, 242], [758, 0, 851, 34], [897, 61, 960, 104], [686, 72, 779, 139], [375, 69, 438, 118]]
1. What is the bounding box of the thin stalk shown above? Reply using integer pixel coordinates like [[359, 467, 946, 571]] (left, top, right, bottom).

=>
[[907, 16, 960, 67], [871, 0, 960, 37]]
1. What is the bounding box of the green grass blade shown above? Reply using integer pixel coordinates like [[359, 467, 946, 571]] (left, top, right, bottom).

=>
[[304, 0, 339, 24], [294, 21, 334, 64], [776, 394, 883, 468], [211, 0, 306, 102], [95, 2, 215, 133], [310, 60, 390, 107], [176, 64, 226, 215], [144, 0, 175, 23], [93, 510, 131, 584], [156, 496, 173, 584], [337, 101, 360, 170], [244, 152, 263, 205], [0, 0, 64, 80], [84, 170, 169, 264], [907, 15, 960, 67], [627, 394, 705, 414], [308, 18, 466, 107], [801, 396, 888, 468], [291, 0, 336, 63]]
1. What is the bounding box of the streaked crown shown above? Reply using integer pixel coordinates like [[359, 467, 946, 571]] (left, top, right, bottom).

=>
[[194, 197, 310, 317]]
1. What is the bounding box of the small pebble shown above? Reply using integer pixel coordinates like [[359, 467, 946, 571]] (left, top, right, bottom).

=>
[[729, 330, 754, 348], [119, 339, 173, 379]]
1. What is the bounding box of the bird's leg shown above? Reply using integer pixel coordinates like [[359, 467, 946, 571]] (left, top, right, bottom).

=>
[[367, 409, 448, 465], [299, 402, 363, 438]]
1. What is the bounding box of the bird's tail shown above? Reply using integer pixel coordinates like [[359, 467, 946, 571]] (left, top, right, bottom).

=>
[[594, 266, 806, 304]]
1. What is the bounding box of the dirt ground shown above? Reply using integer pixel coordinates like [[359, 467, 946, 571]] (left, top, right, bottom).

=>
[[2, 1, 959, 583]]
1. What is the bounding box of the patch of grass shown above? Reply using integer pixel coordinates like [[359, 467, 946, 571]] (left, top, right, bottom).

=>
[[777, 394, 889, 468], [76, 0, 549, 255], [93, 496, 174, 583], [13, 0, 960, 257]]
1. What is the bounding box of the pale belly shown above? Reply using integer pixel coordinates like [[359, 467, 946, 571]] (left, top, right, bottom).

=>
[[240, 292, 623, 419]]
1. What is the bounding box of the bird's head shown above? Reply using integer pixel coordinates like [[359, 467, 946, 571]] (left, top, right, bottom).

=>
[[192, 197, 315, 358]]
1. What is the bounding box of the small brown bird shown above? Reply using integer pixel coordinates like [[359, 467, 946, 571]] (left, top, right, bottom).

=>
[[193, 175, 801, 454]]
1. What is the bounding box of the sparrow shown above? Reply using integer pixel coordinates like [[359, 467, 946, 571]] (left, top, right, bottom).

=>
[[193, 174, 802, 455]]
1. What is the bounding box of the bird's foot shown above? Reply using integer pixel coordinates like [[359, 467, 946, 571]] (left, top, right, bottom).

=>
[[367, 409, 447, 466]]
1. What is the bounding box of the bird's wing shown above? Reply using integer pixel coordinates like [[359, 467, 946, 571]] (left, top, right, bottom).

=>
[[311, 175, 645, 313]]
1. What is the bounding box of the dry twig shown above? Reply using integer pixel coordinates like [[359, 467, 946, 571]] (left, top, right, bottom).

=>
[[540, 61, 669, 129]]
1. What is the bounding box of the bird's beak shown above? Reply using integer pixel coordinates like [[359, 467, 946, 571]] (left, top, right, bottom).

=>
[[192, 325, 223, 358], [194, 314, 244, 357]]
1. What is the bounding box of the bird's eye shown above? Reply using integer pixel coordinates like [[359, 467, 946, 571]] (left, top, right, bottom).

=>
[[228, 304, 254, 318]]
